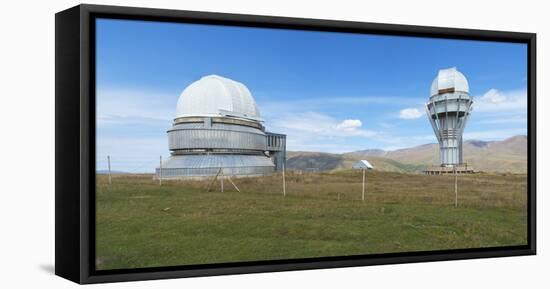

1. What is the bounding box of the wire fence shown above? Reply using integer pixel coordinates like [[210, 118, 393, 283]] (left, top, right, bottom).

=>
[[93, 153, 530, 211], [95, 154, 390, 205], [96, 156, 162, 174]]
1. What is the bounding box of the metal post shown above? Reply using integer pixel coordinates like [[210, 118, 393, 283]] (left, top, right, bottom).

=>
[[207, 168, 222, 192], [282, 161, 286, 197], [362, 169, 365, 202], [220, 169, 224, 193], [107, 155, 112, 185], [159, 156, 162, 186], [227, 176, 240, 192], [444, 94, 449, 165], [454, 166, 458, 207]]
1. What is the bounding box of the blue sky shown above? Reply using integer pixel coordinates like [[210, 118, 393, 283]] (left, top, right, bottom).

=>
[[96, 18, 527, 172]]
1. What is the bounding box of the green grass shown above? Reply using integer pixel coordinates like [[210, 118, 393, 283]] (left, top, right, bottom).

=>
[[96, 170, 527, 270]]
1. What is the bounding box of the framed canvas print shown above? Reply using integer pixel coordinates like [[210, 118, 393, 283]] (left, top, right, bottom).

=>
[[55, 4, 536, 284]]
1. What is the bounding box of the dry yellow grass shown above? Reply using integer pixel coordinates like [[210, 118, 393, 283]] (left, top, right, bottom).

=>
[[151, 170, 527, 208]]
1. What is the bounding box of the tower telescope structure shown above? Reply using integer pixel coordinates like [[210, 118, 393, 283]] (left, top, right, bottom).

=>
[[426, 67, 473, 167]]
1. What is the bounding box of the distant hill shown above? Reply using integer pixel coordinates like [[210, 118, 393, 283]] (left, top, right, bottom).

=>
[[96, 170, 129, 175], [287, 135, 527, 173]]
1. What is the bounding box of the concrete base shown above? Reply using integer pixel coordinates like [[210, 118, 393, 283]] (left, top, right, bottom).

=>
[[424, 165, 475, 175]]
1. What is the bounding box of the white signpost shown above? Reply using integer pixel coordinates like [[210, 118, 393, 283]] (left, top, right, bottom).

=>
[[107, 155, 112, 185], [362, 168, 366, 202], [353, 160, 373, 202]]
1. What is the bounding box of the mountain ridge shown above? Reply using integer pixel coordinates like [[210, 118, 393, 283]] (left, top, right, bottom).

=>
[[287, 135, 527, 173]]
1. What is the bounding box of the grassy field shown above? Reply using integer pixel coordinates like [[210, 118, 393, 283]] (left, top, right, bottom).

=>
[[96, 170, 527, 270]]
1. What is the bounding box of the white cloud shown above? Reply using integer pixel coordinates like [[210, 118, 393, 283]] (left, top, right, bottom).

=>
[[474, 88, 527, 113], [480, 88, 506, 103], [258, 95, 423, 118], [265, 112, 438, 153], [399, 108, 423, 119], [95, 87, 177, 172], [467, 88, 528, 129], [269, 112, 376, 138], [96, 136, 169, 173], [96, 87, 176, 126], [264, 112, 385, 153], [335, 119, 362, 131]]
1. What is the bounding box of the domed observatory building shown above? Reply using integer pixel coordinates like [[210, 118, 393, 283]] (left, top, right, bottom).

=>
[[425, 67, 474, 174], [156, 75, 286, 179]]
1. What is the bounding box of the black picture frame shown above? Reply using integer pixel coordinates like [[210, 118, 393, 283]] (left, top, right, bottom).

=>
[[55, 4, 536, 284]]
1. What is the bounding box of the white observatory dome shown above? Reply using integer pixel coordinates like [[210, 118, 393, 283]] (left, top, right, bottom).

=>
[[430, 67, 469, 96], [176, 75, 261, 120]]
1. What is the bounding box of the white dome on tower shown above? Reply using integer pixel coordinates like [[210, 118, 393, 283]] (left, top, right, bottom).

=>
[[430, 67, 469, 96], [176, 75, 261, 120]]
